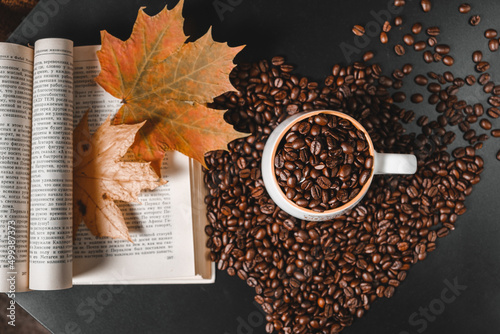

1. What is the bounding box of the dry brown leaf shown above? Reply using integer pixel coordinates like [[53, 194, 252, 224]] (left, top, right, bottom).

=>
[[73, 113, 167, 242]]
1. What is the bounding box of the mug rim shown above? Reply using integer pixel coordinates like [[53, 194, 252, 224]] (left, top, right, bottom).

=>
[[266, 109, 375, 217]]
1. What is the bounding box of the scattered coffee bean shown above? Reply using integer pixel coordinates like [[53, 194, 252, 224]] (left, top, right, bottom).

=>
[[353, 25, 365, 36], [428, 37, 437, 47], [421, 0, 431, 12], [459, 3, 471, 13], [470, 15, 481, 26], [394, 16, 403, 26], [466, 75, 476, 85], [476, 61, 490, 72], [414, 41, 427, 51], [472, 50, 483, 63], [435, 44, 450, 54], [415, 75, 429, 85], [488, 107, 500, 118], [426, 26, 440, 36], [485, 29, 498, 38], [403, 64, 413, 74], [404, 34, 415, 46], [412, 22, 423, 34], [394, 0, 405, 6], [443, 55, 455, 66], [491, 129, 500, 137], [411, 93, 424, 103], [383, 21, 392, 32], [395, 44, 406, 56], [489, 39, 499, 52], [363, 51, 374, 62], [423, 51, 434, 63], [480, 119, 492, 130], [380, 32, 389, 44]]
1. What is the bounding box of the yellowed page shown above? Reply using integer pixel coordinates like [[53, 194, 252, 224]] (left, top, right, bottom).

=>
[[29, 38, 73, 290]]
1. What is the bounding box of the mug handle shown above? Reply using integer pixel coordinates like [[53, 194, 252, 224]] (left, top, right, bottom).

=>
[[373, 152, 418, 175]]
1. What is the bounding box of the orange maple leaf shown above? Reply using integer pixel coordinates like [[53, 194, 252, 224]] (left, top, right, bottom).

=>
[[73, 113, 167, 242], [95, 1, 246, 174]]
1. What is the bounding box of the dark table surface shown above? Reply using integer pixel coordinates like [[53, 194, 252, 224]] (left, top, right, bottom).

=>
[[8, 0, 500, 333]]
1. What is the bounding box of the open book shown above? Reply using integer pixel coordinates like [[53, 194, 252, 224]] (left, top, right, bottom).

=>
[[0, 38, 213, 292]]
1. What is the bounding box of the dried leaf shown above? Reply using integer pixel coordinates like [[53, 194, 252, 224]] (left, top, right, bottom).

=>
[[95, 1, 247, 174], [73, 113, 167, 242]]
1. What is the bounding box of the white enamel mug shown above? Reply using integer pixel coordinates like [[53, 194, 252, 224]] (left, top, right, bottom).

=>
[[261, 110, 417, 221]]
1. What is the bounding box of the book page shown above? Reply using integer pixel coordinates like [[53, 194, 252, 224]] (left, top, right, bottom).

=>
[[29, 39, 74, 290], [0, 43, 33, 293], [71, 45, 196, 283]]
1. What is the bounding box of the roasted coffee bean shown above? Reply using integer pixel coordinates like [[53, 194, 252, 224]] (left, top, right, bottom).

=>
[[420, 0, 431, 12], [363, 51, 374, 62], [489, 96, 500, 107], [491, 129, 500, 137], [485, 29, 498, 38], [427, 37, 437, 47], [470, 15, 481, 26], [476, 61, 490, 72], [488, 107, 500, 118], [352, 25, 365, 36], [403, 64, 413, 74], [426, 26, 440, 36], [423, 51, 434, 63], [466, 75, 476, 85], [380, 32, 388, 44], [412, 42, 426, 53], [443, 56, 454, 66], [472, 50, 483, 63], [415, 75, 428, 85], [403, 34, 415, 46], [459, 3, 471, 13], [411, 94, 424, 103], [383, 21, 392, 32], [497, 150, 500, 161], [394, 16, 403, 26], [412, 22, 423, 34], [480, 119, 492, 130], [394, 44, 405, 56], [489, 39, 500, 52], [394, 0, 406, 6], [435, 44, 450, 54]]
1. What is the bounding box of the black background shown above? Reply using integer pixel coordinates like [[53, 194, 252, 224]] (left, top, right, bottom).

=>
[[8, 0, 500, 333]]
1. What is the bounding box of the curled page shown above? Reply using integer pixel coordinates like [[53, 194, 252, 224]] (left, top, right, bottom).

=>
[[29, 39, 73, 290]]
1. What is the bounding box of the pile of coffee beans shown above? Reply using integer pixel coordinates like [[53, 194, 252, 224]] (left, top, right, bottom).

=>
[[273, 113, 373, 212], [204, 2, 498, 333]]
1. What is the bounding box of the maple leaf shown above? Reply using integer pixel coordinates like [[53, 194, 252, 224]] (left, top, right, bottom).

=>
[[95, 1, 247, 174], [73, 113, 167, 242]]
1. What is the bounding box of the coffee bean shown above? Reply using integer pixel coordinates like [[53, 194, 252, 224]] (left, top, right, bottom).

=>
[[411, 94, 424, 103], [476, 61, 490, 72], [414, 41, 427, 51], [403, 64, 413, 74], [352, 25, 365, 36], [423, 51, 434, 63], [426, 26, 440, 36], [403, 34, 415, 46], [383, 21, 392, 33], [415, 75, 428, 85], [466, 75, 476, 85], [435, 44, 450, 54], [412, 22, 423, 34], [472, 50, 483, 63], [491, 129, 500, 137], [443, 56, 454, 66], [489, 96, 500, 107], [480, 119, 492, 130], [497, 150, 500, 161], [488, 107, 500, 118], [470, 15, 481, 26], [489, 39, 500, 52], [420, 0, 431, 12], [363, 51, 374, 62], [271, 56, 285, 66], [485, 29, 498, 38], [394, 44, 405, 56], [394, 0, 406, 6], [380, 32, 388, 44], [459, 3, 471, 13], [427, 37, 437, 47], [394, 16, 403, 26]]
